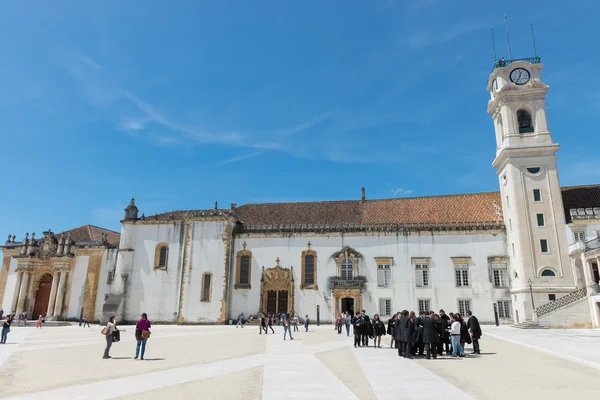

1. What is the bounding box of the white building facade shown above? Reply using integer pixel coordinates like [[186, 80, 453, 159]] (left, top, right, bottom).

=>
[[2, 59, 600, 327]]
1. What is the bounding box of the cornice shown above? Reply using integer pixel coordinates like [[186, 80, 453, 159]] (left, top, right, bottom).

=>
[[492, 143, 560, 170]]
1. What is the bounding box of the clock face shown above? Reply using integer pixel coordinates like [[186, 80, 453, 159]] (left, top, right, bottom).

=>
[[510, 68, 531, 85], [492, 78, 498, 92]]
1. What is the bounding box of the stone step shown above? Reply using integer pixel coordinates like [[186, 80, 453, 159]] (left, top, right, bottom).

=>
[[511, 322, 548, 329]]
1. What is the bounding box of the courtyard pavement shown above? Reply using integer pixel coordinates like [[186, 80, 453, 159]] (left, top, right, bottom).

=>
[[0, 324, 599, 399]]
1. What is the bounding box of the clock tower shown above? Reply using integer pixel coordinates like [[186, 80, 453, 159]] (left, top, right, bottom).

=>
[[487, 57, 575, 322]]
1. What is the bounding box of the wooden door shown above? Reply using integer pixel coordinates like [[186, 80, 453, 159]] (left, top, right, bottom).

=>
[[267, 291, 277, 314], [33, 274, 53, 318], [277, 290, 288, 314]]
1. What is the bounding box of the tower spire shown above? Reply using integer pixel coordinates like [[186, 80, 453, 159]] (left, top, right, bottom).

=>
[[504, 15, 513, 60], [530, 23, 538, 58]]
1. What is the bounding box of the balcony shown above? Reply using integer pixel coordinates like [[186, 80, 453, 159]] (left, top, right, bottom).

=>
[[491, 56, 541, 72], [328, 276, 366, 290], [585, 238, 600, 252], [569, 241, 586, 255]]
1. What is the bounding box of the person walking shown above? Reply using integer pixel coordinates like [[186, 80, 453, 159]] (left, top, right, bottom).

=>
[[344, 311, 351, 336], [450, 314, 465, 357], [259, 313, 267, 334], [292, 314, 299, 332], [134, 313, 151, 360], [466, 310, 482, 354], [102, 316, 118, 359], [1, 313, 13, 344], [236, 313, 244, 328], [336, 314, 343, 334], [83, 316, 91, 328], [371, 314, 386, 348], [267, 314, 275, 333], [36, 315, 43, 329], [304, 314, 310, 332], [283, 313, 294, 340]]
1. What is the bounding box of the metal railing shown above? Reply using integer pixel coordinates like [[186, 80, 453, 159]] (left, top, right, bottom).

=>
[[534, 287, 587, 318], [585, 237, 600, 252], [492, 56, 542, 72]]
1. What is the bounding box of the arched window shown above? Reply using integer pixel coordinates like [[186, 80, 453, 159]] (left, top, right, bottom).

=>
[[235, 242, 252, 289], [541, 269, 556, 277], [341, 258, 353, 280], [154, 243, 168, 269], [517, 109, 534, 133], [301, 244, 318, 290]]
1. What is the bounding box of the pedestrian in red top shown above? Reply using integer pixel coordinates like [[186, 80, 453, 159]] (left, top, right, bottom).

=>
[[134, 313, 151, 360]]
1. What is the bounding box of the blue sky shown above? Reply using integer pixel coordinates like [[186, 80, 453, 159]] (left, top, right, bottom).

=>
[[1, 0, 599, 237]]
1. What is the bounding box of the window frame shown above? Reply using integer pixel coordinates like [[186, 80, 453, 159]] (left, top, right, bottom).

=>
[[536, 213, 545, 227], [533, 189, 542, 202], [415, 263, 430, 288], [541, 269, 556, 277], [540, 239, 549, 254], [497, 300, 511, 319], [492, 264, 509, 288], [379, 298, 392, 317], [454, 263, 470, 287], [377, 263, 392, 288], [154, 243, 169, 270], [458, 299, 471, 316], [301, 247, 318, 290], [574, 231, 585, 242], [201, 272, 213, 302], [418, 299, 431, 314], [235, 242, 252, 289]]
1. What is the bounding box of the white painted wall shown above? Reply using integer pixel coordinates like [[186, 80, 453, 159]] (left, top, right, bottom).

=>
[[229, 232, 510, 324], [66, 255, 89, 318], [94, 248, 119, 321], [1, 257, 19, 312], [567, 222, 600, 244]]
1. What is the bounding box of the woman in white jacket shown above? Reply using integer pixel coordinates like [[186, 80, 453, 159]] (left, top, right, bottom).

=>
[[450, 314, 465, 357]]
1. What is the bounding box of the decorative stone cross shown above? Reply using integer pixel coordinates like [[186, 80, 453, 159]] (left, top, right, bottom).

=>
[[307, 241, 312, 249], [276, 257, 280, 267], [242, 241, 247, 250]]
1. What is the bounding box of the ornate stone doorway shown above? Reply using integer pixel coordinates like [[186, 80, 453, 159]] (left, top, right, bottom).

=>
[[33, 273, 53, 318], [333, 288, 362, 320], [260, 258, 294, 315], [341, 298, 354, 317]]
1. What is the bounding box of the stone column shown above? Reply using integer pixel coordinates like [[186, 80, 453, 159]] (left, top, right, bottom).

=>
[[46, 271, 60, 318], [10, 271, 23, 313], [15, 271, 30, 315], [53, 270, 67, 319], [580, 253, 593, 288]]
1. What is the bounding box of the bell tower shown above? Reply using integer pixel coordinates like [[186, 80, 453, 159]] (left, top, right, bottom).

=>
[[487, 56, 575, 322]]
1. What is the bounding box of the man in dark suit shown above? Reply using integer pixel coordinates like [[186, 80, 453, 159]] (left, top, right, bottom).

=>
[[419, 312, 440, 359], [466, 310, 482, 354], [361, 310, 371, 347], [438, 309, 451, 355], [395, 310, 413, 358], [353, 312, 364, 348]]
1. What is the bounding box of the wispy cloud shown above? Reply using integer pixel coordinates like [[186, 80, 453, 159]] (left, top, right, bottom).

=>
[[122, 118, 145, 131], [218, 152, 263, 165], [392, 187, 413, 196], [405, 20, 487, 50], [279, 111, 335, 136]]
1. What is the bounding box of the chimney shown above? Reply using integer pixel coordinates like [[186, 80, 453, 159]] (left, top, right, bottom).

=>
[[361, 187, 366, 203], [231, 203, 237, 210]]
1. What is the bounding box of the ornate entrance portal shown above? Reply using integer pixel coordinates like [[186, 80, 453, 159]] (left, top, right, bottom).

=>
[[260, 258, 294, 315], [33, 273, 53, 318]]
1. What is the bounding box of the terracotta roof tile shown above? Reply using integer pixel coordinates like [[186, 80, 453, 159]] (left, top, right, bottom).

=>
[[57, 225, 120, 246]]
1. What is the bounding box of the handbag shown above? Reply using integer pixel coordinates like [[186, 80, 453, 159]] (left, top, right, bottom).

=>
[[101, 327, 109, 336], [141, 329, 151, 339]]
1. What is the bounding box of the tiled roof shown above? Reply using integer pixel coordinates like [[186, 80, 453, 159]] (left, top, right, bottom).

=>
[[57, 225, 120, 246], [560, 185, 600, 223], [137, 184, 600, 230]]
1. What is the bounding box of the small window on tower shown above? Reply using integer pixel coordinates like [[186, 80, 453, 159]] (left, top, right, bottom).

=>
[[527, 167, 541, 174], [517, 109, 534, 133]]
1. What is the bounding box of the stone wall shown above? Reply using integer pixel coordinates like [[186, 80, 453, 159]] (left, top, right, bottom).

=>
[[537, 296, 592, 328]]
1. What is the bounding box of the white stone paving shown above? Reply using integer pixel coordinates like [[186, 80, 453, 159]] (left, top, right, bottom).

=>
[[0, 327, 30, 368]]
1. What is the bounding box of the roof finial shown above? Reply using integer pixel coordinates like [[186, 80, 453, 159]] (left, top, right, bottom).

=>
[[276, 257, 280, 267], [307, 241, 312, 249], [214, 201, 218, 209], [361, 187, 366, 202], [242, 241, 247, 250]]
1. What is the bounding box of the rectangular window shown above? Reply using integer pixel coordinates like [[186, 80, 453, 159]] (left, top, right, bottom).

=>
[[492, 264, 508, 287], [506, 196, 510, 209], [548, 294, 556, 301], [574, 231, 585, 242], [512, 243, 515, 256], [377, 264, 391, 287], [454, 264, 469, 287], [540, 239, 549, 253], [533, 189, 541, 202], [379, 298, 392, 316], [107, 270, 115, 284], [304, 255, 315, 285], [201, 274, 212, 302], [240, 255, 250, 284], [537, 213, 545, 227], [415, 264, 429, 287], [341, 259, 353, 280], [497, 300, 511, 318], [509, 219, 512, 232], [458, 300, 471, 316], [418, 299, 430, 314]]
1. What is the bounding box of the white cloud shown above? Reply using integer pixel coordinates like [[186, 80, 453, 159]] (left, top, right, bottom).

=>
[[122, 119, 145, 131], [392, 188, 413, 196], [219, 152, 263, 165]]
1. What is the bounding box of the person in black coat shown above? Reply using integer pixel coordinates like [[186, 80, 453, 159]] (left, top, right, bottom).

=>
[[395, 310, 413, 358], [387, 314, 397, 348], [456, 313, 472, 350], [361, 310, 372, 347], [438, 309, 451, 355], [466, 310, 482, 354], [419, 313, 440, 359], [371, 314, 386, 348], [353, 313, 364, 348]]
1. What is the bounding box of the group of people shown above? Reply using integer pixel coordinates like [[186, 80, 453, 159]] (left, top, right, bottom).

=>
[[339, 308, 482, 359], [256, 312, 310, 339], [102, 313, 152, 360]]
